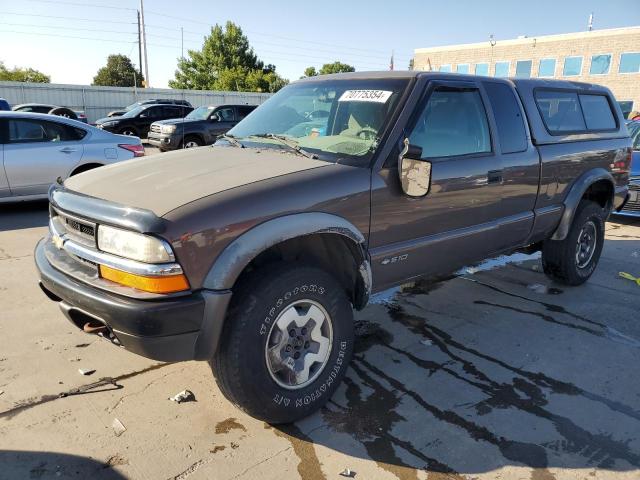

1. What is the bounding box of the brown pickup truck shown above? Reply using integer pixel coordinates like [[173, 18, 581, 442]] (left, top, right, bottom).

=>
[[35, 71, 631, 423]]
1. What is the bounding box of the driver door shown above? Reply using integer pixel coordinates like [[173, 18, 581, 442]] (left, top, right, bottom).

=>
[[369, 80, 503, 290], [207, 107, 236, 138]]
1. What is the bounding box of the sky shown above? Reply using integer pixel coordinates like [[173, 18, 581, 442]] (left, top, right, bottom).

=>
[[0, 0, 639, 88]]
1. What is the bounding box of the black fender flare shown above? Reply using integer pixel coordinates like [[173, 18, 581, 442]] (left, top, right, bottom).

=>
[[202, 212, 372, 306], [551, 167, 614, 240]]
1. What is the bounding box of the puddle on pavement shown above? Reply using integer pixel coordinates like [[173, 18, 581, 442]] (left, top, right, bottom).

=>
[[215, 417, 247, 434]]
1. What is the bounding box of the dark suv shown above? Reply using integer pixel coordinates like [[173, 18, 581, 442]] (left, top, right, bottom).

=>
[[94, 104, 193, 139], [147, 104, 257, 151], [35, 72, 631, 424], [107, 99, 192, 118]]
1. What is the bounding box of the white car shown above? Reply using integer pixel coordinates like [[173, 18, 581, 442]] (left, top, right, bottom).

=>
[[0, 111, 144, 203]]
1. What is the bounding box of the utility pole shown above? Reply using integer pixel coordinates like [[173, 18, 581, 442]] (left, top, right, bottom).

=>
[[137, 10, 143, 79], [140, 0, 149, 87], [181, 27, 184, 59], [588, 13, 594, 31]]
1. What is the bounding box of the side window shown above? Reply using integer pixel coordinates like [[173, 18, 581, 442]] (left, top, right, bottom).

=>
[[237, 106, 254, 120], [42, 121, 87, 141], [217, 108, 235, 121], [535, 90, 586, 133], [409, 87, 491, 158], [578, 94, 616, 130], [163, 106, 181, 118], [484, 83, 527, 153], [9, 119, 48, 142]]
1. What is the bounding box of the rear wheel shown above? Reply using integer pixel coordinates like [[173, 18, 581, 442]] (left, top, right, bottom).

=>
[[211, 263, 354, 424], [48, 107, 77, 120], [119, 127, 137, 137], [542, 200, 605, 285]]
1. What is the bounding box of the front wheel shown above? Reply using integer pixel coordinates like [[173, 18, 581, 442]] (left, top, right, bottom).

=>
[[542, 200, 605, 285], [211, 264, 354, 424]]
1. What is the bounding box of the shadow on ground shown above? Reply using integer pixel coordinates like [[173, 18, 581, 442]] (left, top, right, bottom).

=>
[[0, 200, 49, 232], [0, 450, 128, 479]]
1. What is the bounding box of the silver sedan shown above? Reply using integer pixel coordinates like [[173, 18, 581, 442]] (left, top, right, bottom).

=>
[[0, 111, 144, 203]]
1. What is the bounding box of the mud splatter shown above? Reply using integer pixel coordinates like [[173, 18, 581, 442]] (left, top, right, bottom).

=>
[[210, 445, 226, 454], [272, 424, 326, 480], [530, 468, 558, 480], [215, 417, 247, 434]]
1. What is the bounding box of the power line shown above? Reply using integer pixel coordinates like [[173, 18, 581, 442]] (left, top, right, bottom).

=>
[[0, 11, 136, 25], [18, 0, 136, 10], [0, 29, 137, 44], [0, 21, 136, 36]]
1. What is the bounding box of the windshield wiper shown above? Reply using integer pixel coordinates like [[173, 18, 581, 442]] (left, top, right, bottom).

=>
[[248, 133, 318, 159], [218, 133, 244, 148]]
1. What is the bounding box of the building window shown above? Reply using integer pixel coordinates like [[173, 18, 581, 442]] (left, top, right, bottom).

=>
[[456, 63, 470, 74], [619, 52, 640, 73], [563, 56, 583, 76], [475, 63, 489, 76], [589, 54, 611, 75], [515, 60, 532, 78], [439, 64, 452, 73], [494, 61, 509, 77], [538, 58, 556, 77]]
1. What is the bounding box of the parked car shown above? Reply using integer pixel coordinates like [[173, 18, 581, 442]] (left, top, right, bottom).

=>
[[35, 72, 630, 423], [107, 99, 193, 118], [147, 104, 257, 151], [94, 104, 193, 139], [12, 103, 88, 123], [0, 98, 10, 111], [0, 111, 143, 202], [614, 120, 640, 216]]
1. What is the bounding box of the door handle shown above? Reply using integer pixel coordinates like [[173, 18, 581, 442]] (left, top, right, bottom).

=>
[[59, 147, 77, 154], [487, 169, 503, 184]]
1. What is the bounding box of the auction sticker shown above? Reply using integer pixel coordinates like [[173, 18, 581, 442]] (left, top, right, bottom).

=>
[[339, 90, 392, 103]]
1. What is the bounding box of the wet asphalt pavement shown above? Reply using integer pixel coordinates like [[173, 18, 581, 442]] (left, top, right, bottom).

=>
[[0, 200, 639, 480]]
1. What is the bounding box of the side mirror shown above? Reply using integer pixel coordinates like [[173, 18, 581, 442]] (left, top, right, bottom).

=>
[[210, 114, 220, 122], [398, 138, 431, 197]]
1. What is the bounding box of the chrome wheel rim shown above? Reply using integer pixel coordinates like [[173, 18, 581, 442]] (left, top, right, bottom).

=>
[[122, 130, 135, 136], [184, 140, 199, 148], [576, 220, 597, 269], [265, 300, 333, 390]]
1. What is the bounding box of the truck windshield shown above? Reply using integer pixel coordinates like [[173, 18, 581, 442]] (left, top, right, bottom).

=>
[[186, 106, 214, 120], [228, 78, 409, 161]]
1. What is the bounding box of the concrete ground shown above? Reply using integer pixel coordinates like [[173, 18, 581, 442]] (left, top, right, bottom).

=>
[[0, 200, 639, 480]]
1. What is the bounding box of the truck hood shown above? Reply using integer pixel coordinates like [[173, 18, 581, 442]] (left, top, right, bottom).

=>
[[63, 146, 331, 216], [153, 118, 202, 126]]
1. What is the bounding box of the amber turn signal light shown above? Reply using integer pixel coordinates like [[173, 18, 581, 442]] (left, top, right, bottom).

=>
[[99, 265, 189, 294]]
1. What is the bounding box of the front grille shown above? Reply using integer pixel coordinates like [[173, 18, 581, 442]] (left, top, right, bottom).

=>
[[150, 124, 161, 133], [52, 208, 97, 246]]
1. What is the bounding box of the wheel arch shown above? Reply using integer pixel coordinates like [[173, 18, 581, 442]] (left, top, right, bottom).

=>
[[202, 213, 372, 310], [551, 168, 614, 240], [70, 162, 104, 176]]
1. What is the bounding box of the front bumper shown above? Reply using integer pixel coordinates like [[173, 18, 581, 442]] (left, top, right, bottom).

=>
[[147, 132, 181, 150], [35, 238, 232, 362], [612, 181, 639, 217]]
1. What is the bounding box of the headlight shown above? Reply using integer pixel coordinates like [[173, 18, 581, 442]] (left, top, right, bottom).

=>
[[161, 125, 177, 134], [101, 121, 117, 127], [97, 225, 174, 263]]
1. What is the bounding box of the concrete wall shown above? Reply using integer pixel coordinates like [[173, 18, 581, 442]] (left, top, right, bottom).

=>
[[413, 26, 640, 116], [0, 82, 272, 123]]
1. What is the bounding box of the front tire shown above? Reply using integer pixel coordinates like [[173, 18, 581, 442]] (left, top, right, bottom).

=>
[[211, 263, 354, 424], [542, 200, 605, 285]]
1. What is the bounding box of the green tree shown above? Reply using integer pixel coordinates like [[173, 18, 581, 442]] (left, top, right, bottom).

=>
[[318, 61, 355, 75], [92, 54, 143, 87], [302, 62, 355, 77], [303, 66, 317, 77], [0, 62, 50, 83], [169, 21, 287, 92]]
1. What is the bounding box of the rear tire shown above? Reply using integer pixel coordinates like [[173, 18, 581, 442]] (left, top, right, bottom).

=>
[[211, 263, 354, 424], [48, 107, 77, 120], [542, 200, 605, 285]]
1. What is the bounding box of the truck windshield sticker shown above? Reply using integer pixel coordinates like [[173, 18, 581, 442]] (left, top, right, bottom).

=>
[[338, 90, 393, 103]]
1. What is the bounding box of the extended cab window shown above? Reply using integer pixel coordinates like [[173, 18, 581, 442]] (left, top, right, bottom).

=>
[[409, 87, 491, 158], [579, 94, 616, 130], [484, 82, 527, 153], [535, 90, 586, 133]]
